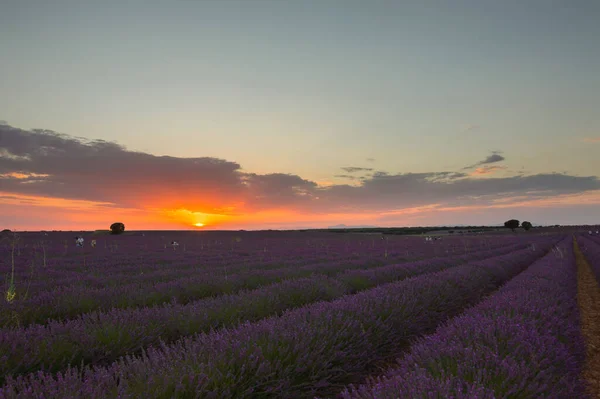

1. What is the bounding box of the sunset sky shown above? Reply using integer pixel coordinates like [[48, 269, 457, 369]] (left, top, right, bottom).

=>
[[1, 1, 599, 230]]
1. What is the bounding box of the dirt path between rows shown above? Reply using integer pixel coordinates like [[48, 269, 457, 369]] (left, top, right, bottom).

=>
[[575, 237, 600, 398]]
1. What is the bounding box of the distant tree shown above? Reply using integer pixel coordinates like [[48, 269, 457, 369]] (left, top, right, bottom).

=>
[[521, 221, 533, 231], [1, 229, 11, 233], [110, 222, 125, 235], [504, 219, 520, 232]]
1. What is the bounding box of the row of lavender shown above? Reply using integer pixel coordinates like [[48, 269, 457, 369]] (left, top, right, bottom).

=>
[[0, 256, 398, 328], [3, 251, 394, 299], [578, 234, 600, 280], [0, 239, 546, 382], [340, 236, 586, 398], [0, 238, 536, 328], [581, 233, 600, 248], [0, 236, 560, 397]]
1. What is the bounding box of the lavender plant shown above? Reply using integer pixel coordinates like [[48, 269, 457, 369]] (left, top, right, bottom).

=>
[[340, 237, 587, 399]]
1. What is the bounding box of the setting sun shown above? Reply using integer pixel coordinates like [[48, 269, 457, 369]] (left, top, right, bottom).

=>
[[194, 222, 204, 227]]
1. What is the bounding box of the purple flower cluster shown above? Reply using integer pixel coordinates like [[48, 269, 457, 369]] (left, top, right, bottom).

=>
[[341, 236, 588, 399], [336, 241, 532, 292], [0, 239, 557, 398]]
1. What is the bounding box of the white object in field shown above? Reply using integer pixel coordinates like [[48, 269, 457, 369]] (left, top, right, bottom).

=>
[[90, 240, 97, 247], [75, 236, 84, 247], [590, 231, 593, 235], [171, 241, 179, 247]]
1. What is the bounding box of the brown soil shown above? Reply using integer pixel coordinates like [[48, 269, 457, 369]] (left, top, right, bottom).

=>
[[575, 237, 600, 398]]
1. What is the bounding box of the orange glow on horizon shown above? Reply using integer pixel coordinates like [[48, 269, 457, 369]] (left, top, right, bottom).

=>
[[0, 191, 116, 210], [470, 166, 507, 176], [1, 189, 599, 231], [582, 137, 600, 143]]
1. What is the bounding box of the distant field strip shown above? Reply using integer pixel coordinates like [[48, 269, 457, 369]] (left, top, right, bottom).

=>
[[2, 249, 386, 291], [0, 237, 508, 292], [340, 236, 587, 398], [0, 239, 557, 398]]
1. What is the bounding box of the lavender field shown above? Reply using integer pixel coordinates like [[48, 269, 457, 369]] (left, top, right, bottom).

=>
[[0, 230, 599, 398]]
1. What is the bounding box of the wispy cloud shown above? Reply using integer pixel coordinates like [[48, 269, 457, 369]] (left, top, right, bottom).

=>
[[583, 137, 600, 143], [340, 166, 373, 173], [463, 151, 505, 170], [461, 124, 480, 133]]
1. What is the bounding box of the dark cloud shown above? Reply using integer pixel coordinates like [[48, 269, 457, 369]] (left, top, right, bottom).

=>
[[340, 166, 374, 173], [480, 153, 505, 164], [0, 124, 245, 213], [241, 173, 317, 208], [1, 124, 599, 217], [309, 171, 600, 213], [463, 151, 505, 170]]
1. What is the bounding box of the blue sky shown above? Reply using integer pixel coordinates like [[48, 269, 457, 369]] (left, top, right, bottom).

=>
[[1, 1, 599, 229]]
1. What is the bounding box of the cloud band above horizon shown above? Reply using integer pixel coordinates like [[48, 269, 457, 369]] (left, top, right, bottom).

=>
[[1, 124, 599, 229]]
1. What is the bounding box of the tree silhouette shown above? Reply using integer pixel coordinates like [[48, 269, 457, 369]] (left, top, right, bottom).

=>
[[110, 222, 125, 235], [504, 219, 520, 232], [521, 221, 533, 231]]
